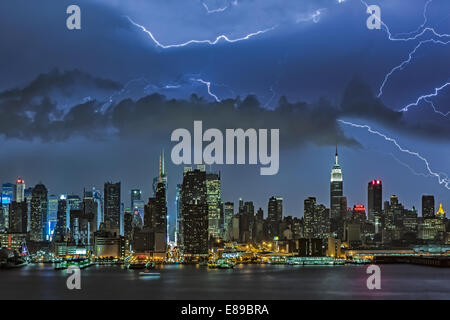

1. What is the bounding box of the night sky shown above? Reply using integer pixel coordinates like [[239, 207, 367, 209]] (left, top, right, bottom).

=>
[[0, 0, 449, 223]]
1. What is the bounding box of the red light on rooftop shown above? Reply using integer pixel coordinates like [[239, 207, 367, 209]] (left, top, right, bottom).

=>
[[353, 204, 366, 212]]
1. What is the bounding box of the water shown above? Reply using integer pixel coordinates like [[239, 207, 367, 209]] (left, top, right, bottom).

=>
[[0, 264, 448, 299]]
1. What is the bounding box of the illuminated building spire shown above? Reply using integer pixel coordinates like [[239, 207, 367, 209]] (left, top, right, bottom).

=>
[[335, 144, 339, 166], [159, 152, 162, 178], [162, 149, 165, 176], [158, 149, 166, 183], [436, 203, 445, 217], [331, 145, 343, 182]]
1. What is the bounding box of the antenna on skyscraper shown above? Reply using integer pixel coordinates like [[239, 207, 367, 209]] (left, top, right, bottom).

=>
[[335, 144, 339, 165], [159, 151, 162, 178], [162, 148, 165, 176]]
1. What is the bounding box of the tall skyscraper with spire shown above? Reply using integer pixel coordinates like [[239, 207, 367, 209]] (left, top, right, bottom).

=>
[[153, 150, 168, 193], [152, 150, 169, 241], [330, 146, 343, 220]]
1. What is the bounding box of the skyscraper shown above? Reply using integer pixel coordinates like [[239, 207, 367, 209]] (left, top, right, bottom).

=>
[[268, 196, 283, 238], [175, 184, 182, 245], [124, 208, 133, 239], [144, 182, 167, 234], [436, 203, 446, 220], [153, 151, 169, 241], [104, 182, 121, 231], [83, 190, 98, 233], [24, 187, 33, 232], [30, 183, 48, 242], [368, 180, 382, 223], [131, 189, 142, 210], [330, 147, 343, 220], [66, 194, 82, 230], [47, 194, 58, 239], [304, 197, 329, 240], [304, 197, 316, 238], [206, 172, 221, 239], [54, 197, 67, 242], [15, 178, 25, 203], [422, 195, 435, 218], [143, 181, 168, 253], [238, 198, 244, 215], [1, 183, 15, 232], [92, 188, 103, 230], [153, 151, 168, 193], [181, 167, 208, 257], [8, 200, 28, 233], [240, 201, 255, 242], [223, 202, 234, 238]]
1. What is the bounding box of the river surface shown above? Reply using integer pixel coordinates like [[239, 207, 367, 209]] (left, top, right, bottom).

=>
[[0, 264, 448, 299]]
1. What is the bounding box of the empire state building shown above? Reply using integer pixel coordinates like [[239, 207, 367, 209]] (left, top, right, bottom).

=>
[[330, 147, 343, 220]]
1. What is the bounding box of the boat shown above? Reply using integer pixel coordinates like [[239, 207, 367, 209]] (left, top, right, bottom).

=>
[[286, 256, 345, 266], [54, 258, 92, 270], [218, 259, 235, 269]]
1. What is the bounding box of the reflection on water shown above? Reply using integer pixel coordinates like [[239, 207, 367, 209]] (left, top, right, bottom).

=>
[[0, 264, 448, 299]]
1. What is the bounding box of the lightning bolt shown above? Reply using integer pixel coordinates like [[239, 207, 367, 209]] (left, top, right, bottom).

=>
[[377, 38, 450, 98], [400, 81, 450, 113], [387, 153, 431, 178], [360, 0, 450, 43], [338, 120, 450, 190], [296, 9, 326, 24], [202, 2, 228, 14], [101, 77, 187, 112], [106, 77, 149, 104], [100, 74, 235, 108], [125, 16, 276, 49], [393, 0, 432, 38], [190, 78, 221, 102], [424, 99, 450, 118], [360, 0, 450, 101]]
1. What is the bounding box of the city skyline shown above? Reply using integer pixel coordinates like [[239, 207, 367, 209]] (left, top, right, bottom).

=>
[[0, 0, 449, 223], [1, 0, 449, 303], [1, 147, 447, 242]]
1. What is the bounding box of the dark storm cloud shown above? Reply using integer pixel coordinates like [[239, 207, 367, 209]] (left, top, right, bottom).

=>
[[1, 70, 449, 146], [0, 69, 120, 141], [110, 93, 359, 148], [340, 78, 450, 142], [0, 69, 121, 102], [0, 70, 358, 147], [340, 78, 402, 125]]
